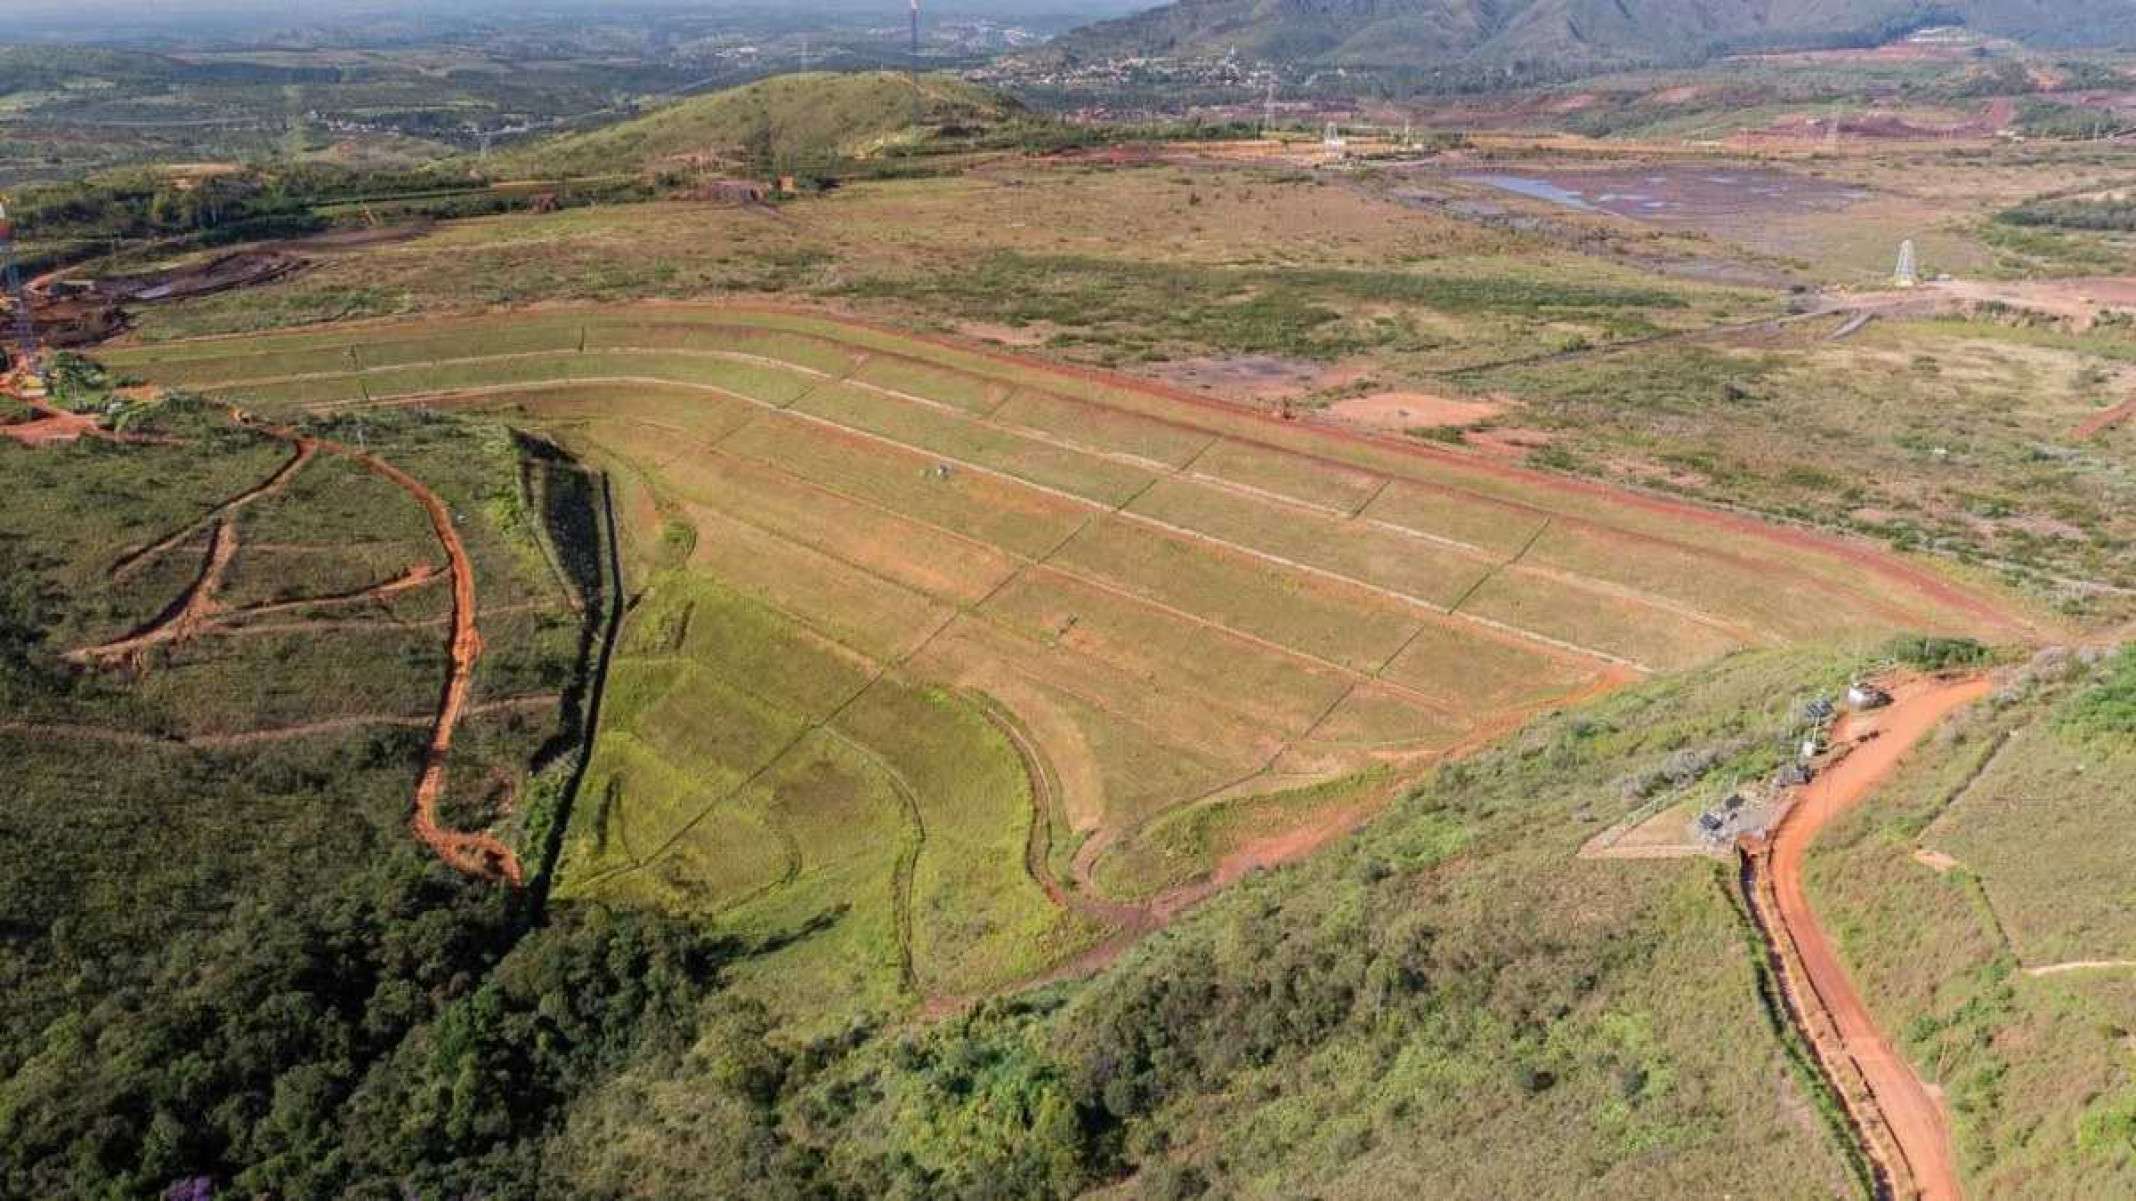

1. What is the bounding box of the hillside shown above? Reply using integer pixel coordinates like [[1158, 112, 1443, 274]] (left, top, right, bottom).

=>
[[543, 647, 1891, 1197], [495, 71, 1025, 179], [1049, 0, 2136, 71]]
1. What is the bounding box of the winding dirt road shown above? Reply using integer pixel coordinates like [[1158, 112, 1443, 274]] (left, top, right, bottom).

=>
[[311, 431, 516, 883], [1764, 676, 1992, 1201], [38, 393, 521, 884]]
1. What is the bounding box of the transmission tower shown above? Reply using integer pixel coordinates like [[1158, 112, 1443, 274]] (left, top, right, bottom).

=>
[[0, 200, 42, 388]]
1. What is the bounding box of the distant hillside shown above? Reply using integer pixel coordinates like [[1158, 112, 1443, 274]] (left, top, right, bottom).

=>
[[1050, 0, 2136, 72], [496, 71, 1025, 179]]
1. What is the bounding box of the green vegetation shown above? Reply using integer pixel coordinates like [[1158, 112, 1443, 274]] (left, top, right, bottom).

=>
[[2012, 99, 2129, 142], [12, 164, 652, 272], [842, 251, 1687, 361], [1473, 320, 2136, 606], [2000, 192, 2136, 232], [542, 650, 1872, 1199], [494, 72, 1031, 182], [1886, 635, 1996, 671], [1808, 644, 2136, 1198], [1091, 769, 1402, 900], [2062, 644, 2136, 741], [556, 569, 1085, 1020], [0, 393, 710, 1196], [103, 308, 2028, 981]]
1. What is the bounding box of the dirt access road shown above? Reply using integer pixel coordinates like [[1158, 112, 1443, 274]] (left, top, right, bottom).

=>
[[1765, 676, 1992, 1201]]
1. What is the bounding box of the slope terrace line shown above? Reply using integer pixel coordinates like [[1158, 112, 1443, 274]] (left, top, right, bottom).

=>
[[589, 409, 1486, 718], [166, 313, 1998, 638], [208, 333, 1928, 644], [395, 372, 1658, 671], [444, 391, 1591, 706], [110, 439, 317, 582], [711, 302, 2039, 639]]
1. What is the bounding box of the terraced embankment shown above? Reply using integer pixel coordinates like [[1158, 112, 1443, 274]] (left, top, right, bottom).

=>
[[101, 305, 2040, 1010]]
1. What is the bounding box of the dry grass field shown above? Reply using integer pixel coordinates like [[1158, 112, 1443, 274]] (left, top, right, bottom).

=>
[[101, 303, 2040, 1013]]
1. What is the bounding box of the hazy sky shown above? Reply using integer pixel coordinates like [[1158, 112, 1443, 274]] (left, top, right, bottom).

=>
[[14, 0, 1140, 17], [11, 1, 1141, 39]]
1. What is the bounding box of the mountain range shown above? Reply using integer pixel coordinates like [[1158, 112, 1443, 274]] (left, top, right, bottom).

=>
[[1048, 0, 2136, 70]]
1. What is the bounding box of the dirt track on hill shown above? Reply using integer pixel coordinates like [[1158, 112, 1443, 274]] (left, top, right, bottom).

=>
[[110, 440, 317, 582], [2073, 398, 2136, 441], [2, 396, 178, 448], [304, 427, 518, 884], [1761, 676, 1991, 1201], [41, 388, 522, 884]]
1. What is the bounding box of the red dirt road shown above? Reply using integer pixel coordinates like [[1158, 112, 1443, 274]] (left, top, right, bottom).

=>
[[1768, 676, 1992, 1201], [2073, 398, 2136, 441], [315, 432, 517, 884]]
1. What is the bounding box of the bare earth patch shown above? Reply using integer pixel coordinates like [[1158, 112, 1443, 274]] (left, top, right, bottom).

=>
[[1321, 390, 1503, 431], [1143, 355, 1368, 405], [1465, 426, 1555, 458]]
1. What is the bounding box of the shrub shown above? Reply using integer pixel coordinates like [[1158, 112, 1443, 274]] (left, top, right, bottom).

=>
[[2061, 645, 2136, 744]]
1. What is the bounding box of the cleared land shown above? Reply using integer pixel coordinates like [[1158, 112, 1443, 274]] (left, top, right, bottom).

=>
[[102, 303, 2039, 1009]]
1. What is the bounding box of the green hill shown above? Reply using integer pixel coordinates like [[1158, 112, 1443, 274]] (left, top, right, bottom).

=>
[[496, 71, 1025, 179], [1050, 0, 2136, 72]]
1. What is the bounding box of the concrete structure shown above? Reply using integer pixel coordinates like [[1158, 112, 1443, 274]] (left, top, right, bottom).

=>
[[1895, 239, 1920, 288]]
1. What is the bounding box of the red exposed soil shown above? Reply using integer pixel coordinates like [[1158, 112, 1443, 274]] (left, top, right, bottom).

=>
[[67, 436, 435, 667], [2, 407, 101, 445], [293, 424, 517, 884], [1208, 801, 1379, 887], [220, 564, 444, 620], [67, 518, 245, 668], [110, 441, 317, 582], [2, 396, 177, 447], [1756, 675, 1992, 1201], [2073, 398, 2136, 441], [0, 694, 557, 752], [1461, 426, 1554, 459], [42, 387, 520, 884]]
